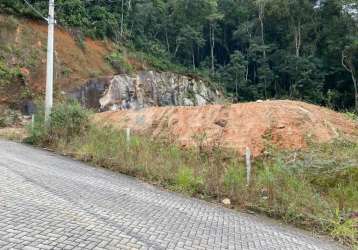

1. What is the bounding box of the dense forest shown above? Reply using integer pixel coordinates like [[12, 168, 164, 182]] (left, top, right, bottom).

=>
[[1, 0, 357, 111]]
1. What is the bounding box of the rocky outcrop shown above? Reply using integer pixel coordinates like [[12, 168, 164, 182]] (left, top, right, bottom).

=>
[[70, 71, 221, 111], [69, 77, 112, 110]]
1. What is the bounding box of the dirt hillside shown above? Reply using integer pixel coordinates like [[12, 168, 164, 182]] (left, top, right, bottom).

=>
[[95, 100, 358, 156], [0, 14, 115, 103], [25, 20, 115, 92]]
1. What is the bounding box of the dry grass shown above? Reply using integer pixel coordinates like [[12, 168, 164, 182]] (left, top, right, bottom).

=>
[[0, 127, 27, 142]]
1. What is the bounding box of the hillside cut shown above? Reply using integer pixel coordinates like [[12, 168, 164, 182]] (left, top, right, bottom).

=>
[[95, 100, 358, 156], [70, 71, 221, 111]]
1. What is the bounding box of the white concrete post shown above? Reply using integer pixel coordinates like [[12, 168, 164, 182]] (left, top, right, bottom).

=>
[[45, 0, 55, 123], [245, 147, 252, 186], [126, 128, 131, 143], [31, 114, 35, 131]]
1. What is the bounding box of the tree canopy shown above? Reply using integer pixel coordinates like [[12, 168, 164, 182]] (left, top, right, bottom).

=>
[[1, 0, 357, 111]]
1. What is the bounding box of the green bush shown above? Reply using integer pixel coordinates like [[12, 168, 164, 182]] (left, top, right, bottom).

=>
[[330, 209, 358, 246], [49, 101, 90, 142], [106, 52, 134, 74], [26, 101, 90, 145], [0, 60, 21, 86]]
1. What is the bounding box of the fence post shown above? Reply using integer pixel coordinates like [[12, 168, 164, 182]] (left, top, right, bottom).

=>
[[245, 147, 251, 186], [31, 114, 35, 132], [126, 128, 131, 144]]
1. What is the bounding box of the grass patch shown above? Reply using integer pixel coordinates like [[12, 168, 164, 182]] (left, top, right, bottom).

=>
[[105, 51, 134, 74], [0, 127, 27, 141], [26, 101, 358, 248]]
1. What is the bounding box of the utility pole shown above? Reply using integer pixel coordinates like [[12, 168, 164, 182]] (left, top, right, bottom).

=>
[[45, 0, 55, 123]]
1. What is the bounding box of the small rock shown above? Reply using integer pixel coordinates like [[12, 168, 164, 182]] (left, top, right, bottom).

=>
[[261, 188, 268, 197], [20, 67, 30, 76], [350, 211, 358, 219], [222, 198, 231, 206], [214, 119, 227, 128], [256, 100, 264, 103], [277, 124, 285, 129]]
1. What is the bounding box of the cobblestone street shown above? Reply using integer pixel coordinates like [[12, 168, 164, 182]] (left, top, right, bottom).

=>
[[0, 140, 344, 250]]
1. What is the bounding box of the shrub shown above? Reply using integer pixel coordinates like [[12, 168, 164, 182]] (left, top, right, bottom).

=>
[[106, 52, 134, 74], [26, 101, 89, 145], [330, 209, 358, 246], [49, 101, 90, 142], [0, 60, 21, 86]]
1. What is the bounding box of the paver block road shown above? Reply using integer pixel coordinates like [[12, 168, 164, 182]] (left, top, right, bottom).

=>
[[0, 140, 344, 250]]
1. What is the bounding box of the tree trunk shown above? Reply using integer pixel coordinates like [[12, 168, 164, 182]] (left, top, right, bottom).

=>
[[165, 29, 170, 53], [264, 79, 267, 99], [294, 20, 301, 57], [126, 0, 132, 35], [353, 73, 358, 112], [245, 64, 249, 81], [127, 0, 131, 10], [174, 38, 180, 57], [210, 23, 215, 74], [342, 51, 358, 112], [235, 72, 238, 98], [120, 0, 124, 37], [192, 45, 196, 71], [258, 2, 266, 59]]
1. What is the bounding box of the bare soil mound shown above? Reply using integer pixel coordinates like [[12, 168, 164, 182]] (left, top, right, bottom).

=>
[[95, 100, 358, 156]]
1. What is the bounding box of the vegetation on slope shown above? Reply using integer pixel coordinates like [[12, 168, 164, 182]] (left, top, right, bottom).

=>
[[25, 101, 358, 248], [1, 0, 357, 111]]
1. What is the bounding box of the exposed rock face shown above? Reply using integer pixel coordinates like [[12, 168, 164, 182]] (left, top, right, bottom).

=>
[[69, 77, 112, 110], [100, 71, 220, 110], [70, 71, 221, 111]]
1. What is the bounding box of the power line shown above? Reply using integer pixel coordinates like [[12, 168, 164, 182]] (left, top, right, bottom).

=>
[[23, 0, 48, 22]]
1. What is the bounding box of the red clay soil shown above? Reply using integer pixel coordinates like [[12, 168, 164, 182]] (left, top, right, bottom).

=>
[[95, 100, 358, 156], [1, 15, 115, 94], [25, 20, 115, 91]]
